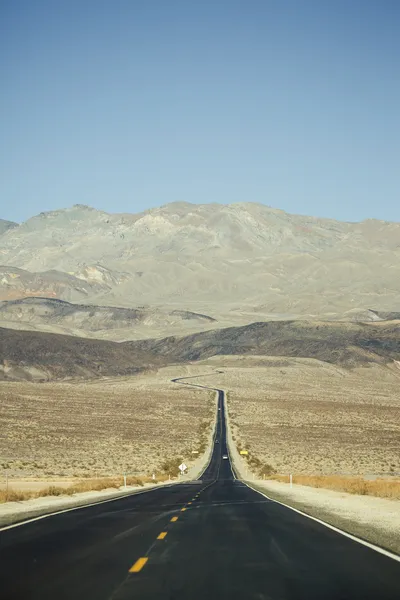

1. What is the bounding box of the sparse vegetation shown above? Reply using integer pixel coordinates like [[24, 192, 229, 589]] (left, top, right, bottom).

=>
[[0, 474, 182, 504], [0, 477, 123, 504], [160, 457, 184, 475], [197, 417, 212, 454], [0, 367, 215, 483], [0, 489, 27, 502], [199, 356, 400, 477]]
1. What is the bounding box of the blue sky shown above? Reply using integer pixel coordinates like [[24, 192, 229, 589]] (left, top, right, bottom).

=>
[[1, 0, 399, 223]]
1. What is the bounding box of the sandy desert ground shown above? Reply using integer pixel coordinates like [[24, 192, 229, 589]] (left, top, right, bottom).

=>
[[0, 365, 216, 482], [195, 356, 400, 477], [2, 355, 400, 488]]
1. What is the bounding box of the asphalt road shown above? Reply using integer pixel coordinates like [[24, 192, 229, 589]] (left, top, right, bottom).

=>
[[1, 387, 400, 599]]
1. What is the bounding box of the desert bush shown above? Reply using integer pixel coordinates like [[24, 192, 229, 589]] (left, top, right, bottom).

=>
[[160, 457, 183, 475], [0, 474, 162, 504], [125, 476, 144, 486], [0, 489, 32, 503], [198, 441, 207, 453], [39, 486, 68, 497], [259, 463, 277, 477], [70, 478, 121, 493]]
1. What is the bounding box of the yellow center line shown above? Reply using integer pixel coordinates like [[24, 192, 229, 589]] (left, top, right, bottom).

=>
[[170, 516, 179, 522], [181, 507, 187, 512], [188, 502, 192, 505], [157, 531, 168, 540], [129, 557, 148, 573]]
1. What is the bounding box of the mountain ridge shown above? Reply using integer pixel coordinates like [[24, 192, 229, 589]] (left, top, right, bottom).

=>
[[0, 297, 217, 340], [0, 219, 18, 236], [1, 318, 399, 381], [0, 202, 399, 320]]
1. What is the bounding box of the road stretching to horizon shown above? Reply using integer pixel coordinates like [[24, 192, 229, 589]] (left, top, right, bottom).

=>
[[0, 384, 399, 599]]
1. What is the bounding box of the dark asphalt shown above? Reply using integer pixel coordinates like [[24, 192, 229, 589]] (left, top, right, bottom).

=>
[[1, 385, 400, 599]]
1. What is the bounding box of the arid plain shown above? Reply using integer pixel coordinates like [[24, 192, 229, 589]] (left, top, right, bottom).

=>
[[1, 202, 400, 505], [0, 366, 215, 486], [195, 356, 400, 478]]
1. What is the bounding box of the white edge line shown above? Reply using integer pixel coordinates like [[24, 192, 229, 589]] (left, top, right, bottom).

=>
[[174, 375, 400, 571], [220, 379, 400, 564], [245, 481, 400, 564], [0, 482, 179, 532]]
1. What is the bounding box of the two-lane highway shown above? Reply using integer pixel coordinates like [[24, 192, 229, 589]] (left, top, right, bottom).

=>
[[1, 385, 399, 599]]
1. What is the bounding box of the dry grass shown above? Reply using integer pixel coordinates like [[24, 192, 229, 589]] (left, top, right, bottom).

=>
[[269, 474, 400, 499], [0, 477, 120, 503], [197, 356, 400, 477], [0, 473, 175, 504], [0, 489, 28, 502], [0, 365, 215, 480]]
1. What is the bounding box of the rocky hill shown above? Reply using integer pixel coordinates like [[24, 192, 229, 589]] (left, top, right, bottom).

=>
[[128, 320, 400, 368], [0, 297, 216, 340], [0, 219, 17, 236], [0, 327, 164, 381], [0, 266, 109, 303], [0, 202, 399, 321], [1, 319, 399, 381]]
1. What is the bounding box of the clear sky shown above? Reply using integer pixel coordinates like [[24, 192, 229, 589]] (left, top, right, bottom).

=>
[[1, 0, 399, 224]]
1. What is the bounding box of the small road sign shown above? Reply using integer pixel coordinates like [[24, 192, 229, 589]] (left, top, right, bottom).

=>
[[178, 463, 187, 473], [240, 450, 248, 455]]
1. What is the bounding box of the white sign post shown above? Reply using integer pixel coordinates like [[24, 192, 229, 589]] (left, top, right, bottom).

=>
[[178, 463, 187, 476]]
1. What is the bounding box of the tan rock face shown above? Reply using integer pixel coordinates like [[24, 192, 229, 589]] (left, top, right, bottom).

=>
[[0, 202, 399, 336]]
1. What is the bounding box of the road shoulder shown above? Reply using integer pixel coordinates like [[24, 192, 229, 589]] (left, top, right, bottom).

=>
[[248, 479, 400, 557]]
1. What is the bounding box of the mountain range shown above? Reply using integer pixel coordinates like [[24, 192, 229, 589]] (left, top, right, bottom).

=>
[[0, 202, 399, 337]]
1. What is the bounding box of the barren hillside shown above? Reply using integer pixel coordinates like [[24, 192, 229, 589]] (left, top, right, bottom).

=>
[[0, 266, 108, 302], [1, 319, 399, 381], [0, 327, 165, 381], [0, 297, 216, 340], [0, 219, 17, 236], [0, 203, 399, 321], [128, 320, 400, 368]]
